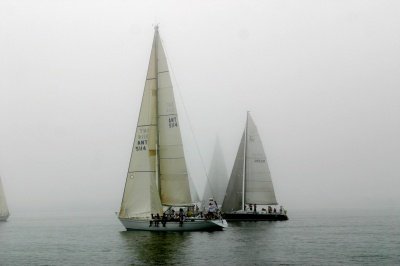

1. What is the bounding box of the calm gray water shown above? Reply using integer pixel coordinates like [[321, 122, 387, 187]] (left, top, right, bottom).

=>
[[1, 209, 399, 265]]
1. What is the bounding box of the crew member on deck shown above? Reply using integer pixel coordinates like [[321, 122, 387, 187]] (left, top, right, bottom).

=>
[[179, 208, 184, 227], [208, 202, 216, 219], [155, 213, 160, 227]]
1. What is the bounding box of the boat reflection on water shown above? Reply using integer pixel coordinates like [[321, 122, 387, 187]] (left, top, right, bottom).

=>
[[119, 231, 189, 265]]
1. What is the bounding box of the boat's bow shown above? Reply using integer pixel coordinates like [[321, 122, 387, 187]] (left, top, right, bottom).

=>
[[210, 219, 228, 228]]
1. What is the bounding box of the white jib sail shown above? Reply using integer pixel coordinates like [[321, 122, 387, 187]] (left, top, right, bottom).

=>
[[221, 132, 245, 212], [245, 114, 278, 205], [0, 177, 10, 218], [203, 137, 229, 207], [119, 30, 163, 219], [156, 30, 192, 206]]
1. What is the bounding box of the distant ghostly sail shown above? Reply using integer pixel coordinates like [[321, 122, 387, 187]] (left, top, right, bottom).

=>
[[202, 137, 229, 207], [222, 113, 277, 213], [188, 174, 200, 203], [0, 177, 10, 221]]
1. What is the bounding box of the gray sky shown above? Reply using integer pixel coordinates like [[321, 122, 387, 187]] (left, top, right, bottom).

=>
[[0, 0, 399, 213]]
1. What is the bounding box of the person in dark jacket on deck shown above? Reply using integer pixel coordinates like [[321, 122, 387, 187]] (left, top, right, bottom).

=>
[[179, 208, 184, 227]]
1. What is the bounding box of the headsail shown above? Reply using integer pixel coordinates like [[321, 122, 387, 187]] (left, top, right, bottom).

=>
[[0, 177, 10, 218], [221, 132, 245, 212], [119, 29, 163, 219], [245, 114, 277, 205]]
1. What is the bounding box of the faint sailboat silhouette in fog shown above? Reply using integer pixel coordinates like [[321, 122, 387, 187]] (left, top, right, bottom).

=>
[[0, 177, 10, 221], [202, 137, 229, 209]]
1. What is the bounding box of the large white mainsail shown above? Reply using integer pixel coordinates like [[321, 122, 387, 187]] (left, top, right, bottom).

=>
[[203, 137, 229, 207], [119, 26, 192, 220], [245, 114, 277, 205], [0, 177, 10, 219], [156, 31, 192, 205], [222, 113, 277, 213]]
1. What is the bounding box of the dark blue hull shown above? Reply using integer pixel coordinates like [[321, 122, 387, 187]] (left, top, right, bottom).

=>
[[222, 212, 288, 221]]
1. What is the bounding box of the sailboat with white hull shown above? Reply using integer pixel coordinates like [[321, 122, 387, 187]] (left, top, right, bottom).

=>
[[0, 177, 10, 221], [222, 112, 288, 221], [118, 26, 227, 231]]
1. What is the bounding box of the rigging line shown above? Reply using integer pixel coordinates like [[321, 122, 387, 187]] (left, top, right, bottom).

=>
[[160, 36, 217, 201]]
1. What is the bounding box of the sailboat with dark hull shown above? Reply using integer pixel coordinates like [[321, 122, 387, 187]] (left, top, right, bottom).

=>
[[0, 177, 10, 221], [222, 112, 288, 221], [117, 26, 227, 231]]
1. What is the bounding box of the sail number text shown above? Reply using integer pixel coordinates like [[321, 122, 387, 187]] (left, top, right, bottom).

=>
[[136, 128, 149, 151], [168, 117, 178, 128]]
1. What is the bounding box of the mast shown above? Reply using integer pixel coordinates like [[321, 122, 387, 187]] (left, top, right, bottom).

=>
[[154, 25, 161, 198], [242, 111, 249, 211]]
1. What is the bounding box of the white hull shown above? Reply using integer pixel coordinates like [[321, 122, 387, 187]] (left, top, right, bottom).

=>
[[0, 214, 9, 221], [119, 217, 227, 231]]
